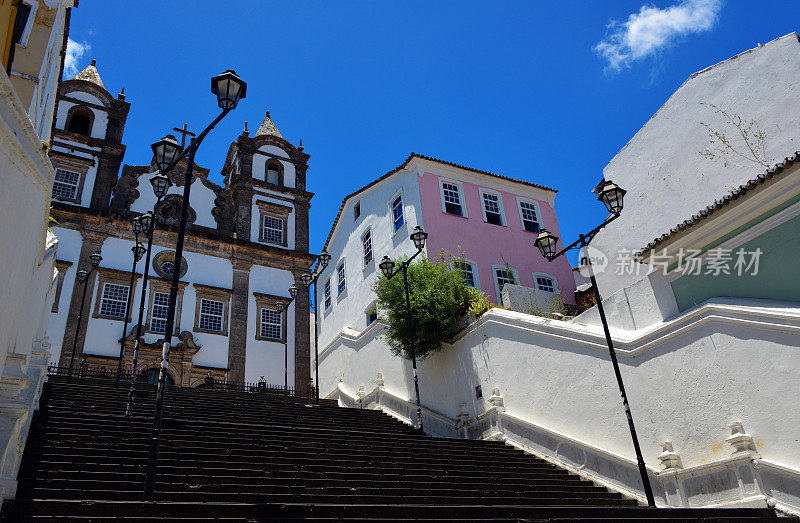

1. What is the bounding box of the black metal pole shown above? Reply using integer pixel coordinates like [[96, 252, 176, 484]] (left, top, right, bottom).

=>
[[126, 212, 158, 417], [312, 276, 320, 404], [284, 309, 288, 392], [401, 262, 424, 433], [115, 243, 140, 387], [68, 275, 90, 377], [143, 139, 196, 501], [585, 245, 656, 507]]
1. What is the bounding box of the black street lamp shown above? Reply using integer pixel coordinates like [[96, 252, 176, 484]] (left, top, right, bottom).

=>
[[378, 225, 428, 433], [276, 282, 297, 393], [125, 171, 173, 415], [68, 250, 102, 376], [298, 250, 331, 404], [533, 179, 656, 507], [143, 70, 246, 502], [114, 236, 146, 387]]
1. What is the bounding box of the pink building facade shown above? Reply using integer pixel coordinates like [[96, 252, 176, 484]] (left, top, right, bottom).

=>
[[318, 153, 574, 350], [417, 165, 574, 304]]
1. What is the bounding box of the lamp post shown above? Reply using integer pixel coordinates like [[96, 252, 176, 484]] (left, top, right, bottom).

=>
[[533, 180, 656, 507], [114, 236, 147, 387], [378, 225, 429, 433], [298, 250, 331, 404], [68, 251, 102, 376], [143, 70, 246, 502], [276, 282, 297, 393], [125, 172, 172, 415]]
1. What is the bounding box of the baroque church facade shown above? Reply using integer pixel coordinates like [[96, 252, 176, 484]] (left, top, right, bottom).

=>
[[47, 62, 315, 391]]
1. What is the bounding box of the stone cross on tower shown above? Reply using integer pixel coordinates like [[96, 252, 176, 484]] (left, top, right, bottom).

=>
[[172, 123, 196, 150]]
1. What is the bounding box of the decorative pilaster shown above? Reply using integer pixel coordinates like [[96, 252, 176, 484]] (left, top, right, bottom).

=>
[[658, 441, 683, 471], [726, 422, 759, 457], [293, 271, 311, 396], [233, 185, 254, 241], [294, 199, 310, 252], [58, 231, 105, 367], [227, 258, 251, 383]]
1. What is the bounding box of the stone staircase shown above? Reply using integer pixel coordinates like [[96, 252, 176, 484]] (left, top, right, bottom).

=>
[[1, 375, 782, 521]]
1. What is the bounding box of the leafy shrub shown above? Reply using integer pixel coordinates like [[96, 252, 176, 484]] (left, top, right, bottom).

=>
[[373, 253, 475, 360]]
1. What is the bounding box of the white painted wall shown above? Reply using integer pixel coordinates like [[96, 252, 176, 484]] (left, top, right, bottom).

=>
[[54, 92, 109, 140], [249, 191, 295, 250], [252, 144, 296, 189], [246, 265, 297, 385], [595, 33, 800, 297], [320, 299, 800, 511], [317, 170, 423, 350], [130, 170, 218, 230]]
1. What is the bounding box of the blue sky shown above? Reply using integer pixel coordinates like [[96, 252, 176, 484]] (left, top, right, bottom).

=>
[[64, 1, 798, 263]]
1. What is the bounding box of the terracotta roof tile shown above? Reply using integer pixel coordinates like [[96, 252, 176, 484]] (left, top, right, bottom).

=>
[[636, 152, 800, 259], [322, 153, 557, 252]]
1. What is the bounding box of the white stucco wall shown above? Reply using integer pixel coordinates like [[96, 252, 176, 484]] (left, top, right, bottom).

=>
[[54, 92, 109, 140], [594, 33, 800, 297], [130, 171, 218, 230], [317, 170, 423, 350], [249, 191, 296, 250], [252, 144, 296, 189], [246, 265, 297, 385], [320, 298, 800, 510]]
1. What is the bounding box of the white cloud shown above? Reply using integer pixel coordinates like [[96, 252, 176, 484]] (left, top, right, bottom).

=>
[[594, 0, 722, 72], [64, 38, 90, 78]]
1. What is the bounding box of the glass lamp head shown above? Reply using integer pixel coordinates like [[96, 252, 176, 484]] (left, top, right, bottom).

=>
[[76, 268, 89, 284], [410, 226, 428, 251], [300, 272, 313, 287], [150, 173, 172, 200], [89, 251, 103, 268], [151, 134, 181, 172], [318, 250, 332, 269], [379, 256, 395, 278], [132, 242, 147, 262], [211, 70, 247, 110], [289, 284, 298, 299], [596, 179, 626, 215], [534, 229, 559, 260]]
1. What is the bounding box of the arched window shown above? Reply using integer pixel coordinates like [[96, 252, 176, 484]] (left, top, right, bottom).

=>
[[65, 106, 94, 136], [266, 160, 283, 186]]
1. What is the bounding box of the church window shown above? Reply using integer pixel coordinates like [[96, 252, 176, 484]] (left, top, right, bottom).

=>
[[254, 293, 287, 342], [199, 299, 224, 332], [150, 292, 170, 334], [518, 200, 541, 233], [266, 160, 283, 186], [323, 279, 332, 310], [392, 194, 404, 232], [99, 283, 129, 319], [160, 261, 175, 276], [361, 229, 373, 267], [354, 201, 361, 221], [52, 168, 80, 200], [440, 181, 465, 217], [262, 215, 284, 245], [534, 274, 557, 294], [337, 261, 346, 296], [65, 105, 94, 136], [480, 190, 505, 226], [193, 284, 231, 336], [260, 308, 282, 340]]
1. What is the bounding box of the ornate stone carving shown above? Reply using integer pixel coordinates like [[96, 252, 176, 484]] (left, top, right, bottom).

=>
[[658, 441, 683, 471], [155, 194, 197, 227], [176, 331, 202, 351], [212, 187, 235, 236], [110, 165, 144, 215], [726, 422, 758, 456]]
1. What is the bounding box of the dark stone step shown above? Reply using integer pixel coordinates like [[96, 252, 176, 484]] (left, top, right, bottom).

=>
[[1, 499, 780, 520]]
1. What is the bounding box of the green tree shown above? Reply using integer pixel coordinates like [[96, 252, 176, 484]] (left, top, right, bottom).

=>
[[373, 253, 474, 360]]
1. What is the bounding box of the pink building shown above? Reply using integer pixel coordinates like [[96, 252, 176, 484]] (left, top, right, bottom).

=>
[[318, 153, 574, 349]]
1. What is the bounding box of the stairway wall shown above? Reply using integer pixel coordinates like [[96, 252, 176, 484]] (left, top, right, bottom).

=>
[[319, 300, 800, 515]]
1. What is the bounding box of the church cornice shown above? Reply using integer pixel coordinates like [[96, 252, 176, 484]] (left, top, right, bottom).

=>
[[50, 202, 317, 271]]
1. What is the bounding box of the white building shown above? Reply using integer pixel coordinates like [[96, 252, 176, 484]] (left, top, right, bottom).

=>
[[0, 0, 76, 505], [317, 153, 576, 351], [48, 63, 316, 390], [594, 32, 800, 297]]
